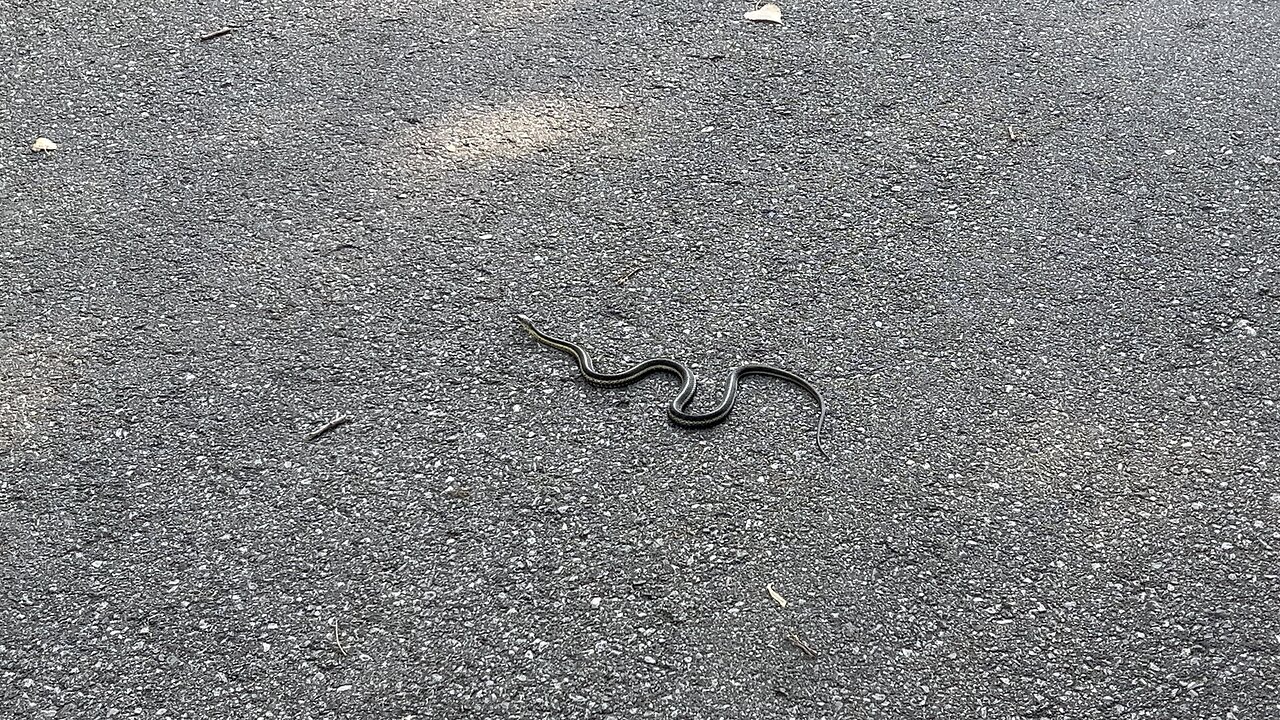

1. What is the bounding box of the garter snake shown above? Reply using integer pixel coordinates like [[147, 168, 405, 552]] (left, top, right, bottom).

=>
[[516, 314, 827, 457]]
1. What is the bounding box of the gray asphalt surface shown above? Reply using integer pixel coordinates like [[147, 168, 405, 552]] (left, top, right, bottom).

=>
[[3, 1, 1279, 718]]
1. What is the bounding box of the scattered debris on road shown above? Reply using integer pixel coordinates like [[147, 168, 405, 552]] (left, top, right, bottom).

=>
[[787, 634, 818, 658], [200, 26, 235, 42], [306, 414, 352, 442], [744, 3, 783, 24]]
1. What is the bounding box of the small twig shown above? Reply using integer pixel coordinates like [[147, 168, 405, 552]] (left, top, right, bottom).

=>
[[200, 26, 235, 42], [329, 618, 349, 656], [787, 634, 818, 658], [1007, 125, 1017, 141], [616, 265, 644, 286], [306, 415, 351, 442]]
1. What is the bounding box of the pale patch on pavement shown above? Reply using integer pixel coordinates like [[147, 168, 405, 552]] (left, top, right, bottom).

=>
[[393, 95, 618, 171]]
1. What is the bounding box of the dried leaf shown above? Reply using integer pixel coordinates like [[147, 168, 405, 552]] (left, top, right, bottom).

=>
[[767, 583, 788, 608], [744, 3, 783, 24], [31, 137, 58, 152]]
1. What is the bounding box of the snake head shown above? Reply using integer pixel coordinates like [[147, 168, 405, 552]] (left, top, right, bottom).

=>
[[515, 314, 536, 333]]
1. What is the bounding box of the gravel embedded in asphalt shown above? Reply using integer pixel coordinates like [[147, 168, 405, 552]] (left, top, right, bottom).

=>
[[2, 1, 1279, 718]]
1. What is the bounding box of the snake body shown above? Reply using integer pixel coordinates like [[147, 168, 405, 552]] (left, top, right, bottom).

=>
[[516, 314, 827, 457]]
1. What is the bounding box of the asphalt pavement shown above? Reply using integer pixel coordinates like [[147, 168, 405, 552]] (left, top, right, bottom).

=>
[[3, 1, 1279, 718]]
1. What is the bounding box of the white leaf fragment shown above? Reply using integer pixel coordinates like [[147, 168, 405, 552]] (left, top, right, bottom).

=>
[[744, 3, 783, 24]]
